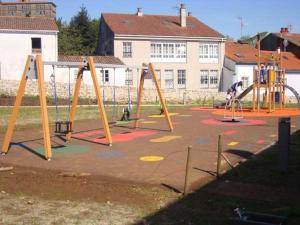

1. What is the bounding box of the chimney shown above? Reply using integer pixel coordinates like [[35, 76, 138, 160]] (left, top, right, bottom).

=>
[[180, 4, 186, 27], [188, 12, 192, 16], [136, 8, 143, 17]]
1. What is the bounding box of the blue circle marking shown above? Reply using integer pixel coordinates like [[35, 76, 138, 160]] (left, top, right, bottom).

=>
[[96, 151, 126, 159]]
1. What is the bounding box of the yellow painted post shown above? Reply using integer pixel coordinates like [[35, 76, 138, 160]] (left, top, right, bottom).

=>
[[66, 66, 83, 141], [36, 55, 52, 159], [88, 57, 112, 146], [1, 56, 32, 154], [149, 63, 173, 131], [252, 69, 256, 111], [134, 70, 145, 129]]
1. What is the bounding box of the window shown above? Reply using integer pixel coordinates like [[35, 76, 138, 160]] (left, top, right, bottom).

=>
[[100, 70, 109, 83], [123, 42, 132, 58], [36, 4, 45, 15], [177, 70, 186, 89], [8, 6, 17, 15], [241, 76, 249, 88], [209, 70, 219, 88], [125, 69, 133, 85], [164, 70, 174, 89], [199, 43, 219, 63], [150, 42, 186, 62], [31, 38, 42, 54], [22, 5, 30, 15], [200, 70, 219, 89], [200, 70, 209, 88], [152, 70, 161, 87]]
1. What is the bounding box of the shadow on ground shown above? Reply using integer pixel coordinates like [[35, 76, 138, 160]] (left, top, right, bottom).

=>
[[133, 130, 300, 225]]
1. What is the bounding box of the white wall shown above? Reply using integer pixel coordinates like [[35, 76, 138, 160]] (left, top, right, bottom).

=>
[[285, 73, 300, 97], [235, 64, 254, 85], [0, 31, 57, 80], [44, 66, 126, 87]]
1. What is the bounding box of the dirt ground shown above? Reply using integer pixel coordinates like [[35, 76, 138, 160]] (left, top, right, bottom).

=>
[[0, 107, 299, 224]]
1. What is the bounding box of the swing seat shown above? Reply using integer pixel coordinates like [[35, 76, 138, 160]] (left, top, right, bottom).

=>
[[55, 121, 73, 134]]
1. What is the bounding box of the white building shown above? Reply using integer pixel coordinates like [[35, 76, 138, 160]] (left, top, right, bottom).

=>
[[223, 41, 300, 98], [0, 16, 58, 80], [0, 16, 126, 87]]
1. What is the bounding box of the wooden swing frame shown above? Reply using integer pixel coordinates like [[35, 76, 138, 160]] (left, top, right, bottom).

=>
[[1, 56, 173, 160]]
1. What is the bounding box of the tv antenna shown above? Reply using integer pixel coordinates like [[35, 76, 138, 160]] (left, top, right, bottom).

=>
[[237, 16, 244, 38]]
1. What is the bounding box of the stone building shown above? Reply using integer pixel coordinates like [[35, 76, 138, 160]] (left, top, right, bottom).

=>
[[0, 0, 56, 18]]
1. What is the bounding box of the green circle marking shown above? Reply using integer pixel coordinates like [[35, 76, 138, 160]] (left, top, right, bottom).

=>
[[34, 145, 89, 156]]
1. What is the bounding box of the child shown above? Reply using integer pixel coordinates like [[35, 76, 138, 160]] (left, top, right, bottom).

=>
[[225, 89, 232, 105], [230, 81, 243, 97]]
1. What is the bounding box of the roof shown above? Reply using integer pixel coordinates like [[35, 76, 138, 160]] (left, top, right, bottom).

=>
[[58, 55, 124, 65], [102, 13, 223, 38], [225, 41, 300, 71], [0, 16, 58, 31], [273, 33, 300, 47]]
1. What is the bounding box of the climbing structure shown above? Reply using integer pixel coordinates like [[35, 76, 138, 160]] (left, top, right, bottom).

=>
[[252, 34, 286, 113]]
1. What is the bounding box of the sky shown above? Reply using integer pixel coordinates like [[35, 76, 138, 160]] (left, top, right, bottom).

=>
[[52, 0, 300, 39]]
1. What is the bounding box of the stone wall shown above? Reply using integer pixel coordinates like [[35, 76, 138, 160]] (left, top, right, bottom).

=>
[[1, 80, 298, 104]]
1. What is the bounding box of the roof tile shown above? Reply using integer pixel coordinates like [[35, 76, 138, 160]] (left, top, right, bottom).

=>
[[102, 13, 223, 38], [225, 41, 300, 71], [0, 16, 58, 31], [58, 55, 124, 65]]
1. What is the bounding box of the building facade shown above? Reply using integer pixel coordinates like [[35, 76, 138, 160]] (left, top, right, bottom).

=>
[[98, 5, 226, 90], [0, 16, 58, 80], [0, 0, 56, 18]]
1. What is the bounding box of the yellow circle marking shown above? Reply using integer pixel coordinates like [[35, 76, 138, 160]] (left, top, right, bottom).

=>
[[269, 134, 277, 138], [227, 142, 239, 146], [150, 136, 182, 143], [142, 121, 157, 124], [148, 113, 179, 118], [291, 124, 296, 128], [140, 156, 164, 162]]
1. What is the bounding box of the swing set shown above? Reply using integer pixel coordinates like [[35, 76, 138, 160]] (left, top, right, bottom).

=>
[[1, 55, 173, 160]]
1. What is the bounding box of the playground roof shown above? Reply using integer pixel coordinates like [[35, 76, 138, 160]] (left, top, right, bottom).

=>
[[0, 16, 58, 31], [58, 55, 124, 65], [102, 13, 223, 38], [225, 41, 300, 71]]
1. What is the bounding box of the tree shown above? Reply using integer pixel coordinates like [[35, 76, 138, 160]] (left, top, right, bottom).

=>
[[57, 6, 100, 56]]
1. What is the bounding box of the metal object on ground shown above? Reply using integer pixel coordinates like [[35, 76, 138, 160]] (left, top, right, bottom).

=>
[[232, 208, 288, 225]]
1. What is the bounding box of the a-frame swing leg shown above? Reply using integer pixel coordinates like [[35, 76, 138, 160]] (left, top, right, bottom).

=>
[[135, 63, 173, 131], [88, 57, 112, 146], [2, 55, 52, 160], [66, 66, 83, 141], [149, 63, 173, 131], [134, 70, 146, 128], [1, 56, 32, 154], [36, 55, 52, 159]]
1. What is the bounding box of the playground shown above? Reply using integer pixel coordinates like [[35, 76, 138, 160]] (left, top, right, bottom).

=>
[[0, 50, 300, 224], [1, 103, 299, 190]]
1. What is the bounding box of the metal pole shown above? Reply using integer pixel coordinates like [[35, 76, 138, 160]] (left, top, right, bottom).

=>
[[217, 134, 222, 178], [278, 117, 290, 172], [183, 145, 192, 195]]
